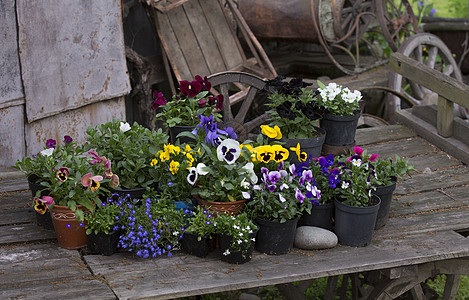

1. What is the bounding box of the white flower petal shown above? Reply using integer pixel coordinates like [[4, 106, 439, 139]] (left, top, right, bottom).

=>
[[120, 122, 131, 132], [40, 148, 54, 157]]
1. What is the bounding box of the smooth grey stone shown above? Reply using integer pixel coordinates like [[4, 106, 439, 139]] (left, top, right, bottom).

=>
[[294, 226, 338, 250]]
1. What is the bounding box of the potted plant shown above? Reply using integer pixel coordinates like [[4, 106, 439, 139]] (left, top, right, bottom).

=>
[[181, 206, 216, 258], [315, 81, 363, 149], [370, 151, 415, 229], [245, 162, 321, 255], [150, 143, 198, 211], [85, 195, 123, 256], [187, 115, 256, 215], [13, 136, 73, 230], [216, 212, 258, 264], [299, 154, 341, 231], [152, 75, 224, 144], [118, 196, 187, 258], [84, 119, 168, 198], [37, 143, 118, 249], [332, 148, 380, 247], [263, 76, 326, 163]]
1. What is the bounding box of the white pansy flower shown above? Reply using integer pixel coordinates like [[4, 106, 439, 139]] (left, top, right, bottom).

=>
[[120, 121, 131, 132], [196, 163, 209, 175], [241, 191, 251, 199], [40, 148, 54, 157]]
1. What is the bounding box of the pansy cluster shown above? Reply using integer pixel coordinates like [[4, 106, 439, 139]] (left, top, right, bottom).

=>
[[153, 75, 224, 128], [118, 197, 187, 258], [246, 162, 321, 223]]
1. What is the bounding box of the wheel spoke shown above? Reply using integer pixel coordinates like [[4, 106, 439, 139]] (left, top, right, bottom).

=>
[[234, 86, 259, 124], [244, 113, 269, 133], [409, 81, 424, 99], [427, 46, 438, 69], [443, 64, 454, 76], [221, 83, 233, 121], [413, 46, 423, 63]]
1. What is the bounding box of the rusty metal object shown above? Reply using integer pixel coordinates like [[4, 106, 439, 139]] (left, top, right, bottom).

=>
[[238, 0, 320, 42], [376, 0, 419, 52]]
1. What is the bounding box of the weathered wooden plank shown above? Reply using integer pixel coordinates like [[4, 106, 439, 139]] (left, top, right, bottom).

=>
[[0, 190, 31, 210], [0, 173, 28, 193], [201, 0, 244, 70], [406, 152, 462, 172], [0, 207, 35, 225], [0, 0, 24, 105], [362, 138, 436, 160], [85, 230, 469, 299], [395, 166, 469, 195], [17, 0, 130, 122], [0, 278, 116, 300], [391, 186, 469, 216], [0, 224, 56, 245], [184, 0, 226, 74], [396, 109, 469, 166], [155, 10, 192, 81], [167, 5, 211, 78], [0, 243, 114, 299], [375, 208, 469, 239], [0, 105, 25, 166], [389, 52, 469, 108], [355, 125, 415, 146], [437, 95, 454, 137]]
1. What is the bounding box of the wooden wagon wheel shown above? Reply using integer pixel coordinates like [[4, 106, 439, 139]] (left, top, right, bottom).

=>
[[376, 0, 419, 52], [312, 0, 386, 75], [207, 71, 269, 142], [386, 33, 467, 122]]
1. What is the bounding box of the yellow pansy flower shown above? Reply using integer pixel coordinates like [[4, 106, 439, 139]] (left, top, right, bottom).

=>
[[290, 143, 307, 162], [150, 158, 158, 166], [255, 145, 274, 163], [260, 125, 282, 139], [169, 160, 180, 175], [271, 144, 289, 162]]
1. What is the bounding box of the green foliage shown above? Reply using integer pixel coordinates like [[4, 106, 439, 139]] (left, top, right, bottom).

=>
[[84, 119, 168, 189], [216, 212, 257, 256], [266, 90, 322, 139], [185, 206, 217, 238], [85, 198, 121, 235], [372, 154, 415, 186]]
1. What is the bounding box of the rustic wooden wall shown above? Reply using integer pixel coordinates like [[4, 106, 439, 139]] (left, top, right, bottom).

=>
[[0, 0, 131, 165]]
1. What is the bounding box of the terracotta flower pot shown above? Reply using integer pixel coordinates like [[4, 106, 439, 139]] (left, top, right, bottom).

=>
[[196, 196, 246, 216], [51, 205, 89, 249]]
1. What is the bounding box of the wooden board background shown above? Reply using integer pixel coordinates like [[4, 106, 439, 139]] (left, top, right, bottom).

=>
[[17, 0, 131, 123]]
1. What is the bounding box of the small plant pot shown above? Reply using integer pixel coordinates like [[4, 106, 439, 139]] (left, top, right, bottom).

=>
[[255, 217, 298, 255], [373, 179, 397, 229], [109, 183, 157, 202], [181, 232, 215, 258], [196, 196, 246, 216], [218, 230, 258, 264], [298, 202, 334, 231], [334, 195, 381, 247], [320, 111, 361, 146], [169, 125, 196, 144], [282, 127, 326, 164], [51, 205, 89, 249], [27, 175, 54, 230], [88, 230, 121, 256]]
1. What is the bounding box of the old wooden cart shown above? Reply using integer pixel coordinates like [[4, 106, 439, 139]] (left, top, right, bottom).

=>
[[1, 54, 469, 297]]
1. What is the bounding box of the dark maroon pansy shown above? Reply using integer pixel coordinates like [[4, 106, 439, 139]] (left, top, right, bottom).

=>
[[198, 98, 207, 108], [215, 94, 224, 110], [46, 139, 56, 149], [180, 80, 202, 98], [63, 135, 73, 145], [151, 92, 167, 110]]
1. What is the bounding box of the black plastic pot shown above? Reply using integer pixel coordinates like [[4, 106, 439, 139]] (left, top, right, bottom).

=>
[[373, 179, 397, 229], [218, 230, 257, 264], [334, 195, 380, 247], [255, 217, 298, 255], [298, 202, 334, 231], [169, 125, 196, 145], [181, 232, 215, 258], [27, 175, 54, 230], [320, 111, 360, 146], [87, 230, 121, 256], [109, 183, 158, 202], [282, 126, 326, 164]]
